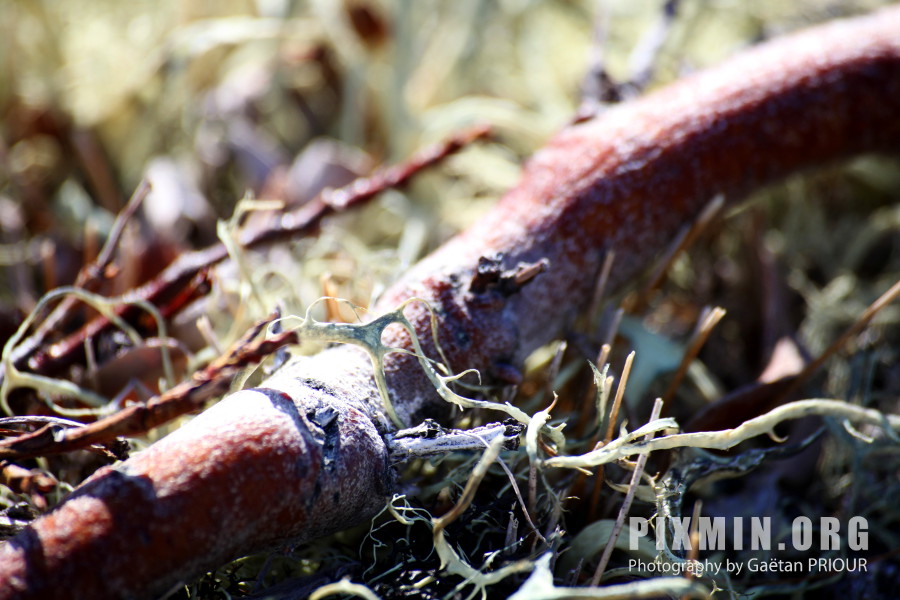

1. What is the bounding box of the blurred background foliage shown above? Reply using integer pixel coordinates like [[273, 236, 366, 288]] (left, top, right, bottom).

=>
[[3, 0, 892, 270], [3, 0, 896, 385]]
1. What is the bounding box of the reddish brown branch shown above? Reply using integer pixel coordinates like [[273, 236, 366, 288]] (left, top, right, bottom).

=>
[[5, 182, 150, 364], [4, 125, 489, 387], [1, 9, 899, 599], [0, 318, 298, 462]]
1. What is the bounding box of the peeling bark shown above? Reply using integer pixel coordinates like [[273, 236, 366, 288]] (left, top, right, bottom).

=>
[[1, 8, 899, 599]]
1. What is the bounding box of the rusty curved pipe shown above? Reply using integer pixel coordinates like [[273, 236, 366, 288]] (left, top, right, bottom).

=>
[[1, 7, 900, 599]]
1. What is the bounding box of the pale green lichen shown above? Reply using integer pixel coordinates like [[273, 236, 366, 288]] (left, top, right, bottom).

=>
[[277, 296, 437, 428], [381, 439, 536, 600], [309, 578, 382, 600], [509, 553, 710, 600], [217, 198, 285, 310], [544, 399, 900, 470], [280, 295, 569, 446], [0, 286, 175, 417]]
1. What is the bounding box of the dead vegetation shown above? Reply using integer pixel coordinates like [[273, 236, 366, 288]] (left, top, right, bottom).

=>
[[1, 1, 900, 598]]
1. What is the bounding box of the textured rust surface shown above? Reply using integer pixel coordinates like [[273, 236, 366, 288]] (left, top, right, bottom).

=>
[[1, 8, 900, 599]]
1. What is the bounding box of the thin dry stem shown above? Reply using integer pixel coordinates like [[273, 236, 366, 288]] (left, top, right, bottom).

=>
[[591, 397, 663, 585], [661, 306, 726, 407]]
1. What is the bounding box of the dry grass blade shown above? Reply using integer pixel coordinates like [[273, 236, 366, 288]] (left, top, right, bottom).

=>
[[591, 397, 664, 585], [590, 351, 635, 519], [661, 306, 726, 407], [782, 278, 900, 400]]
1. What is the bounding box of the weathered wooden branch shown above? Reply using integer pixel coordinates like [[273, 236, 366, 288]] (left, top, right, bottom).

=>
[[1, 8, 899, 599]]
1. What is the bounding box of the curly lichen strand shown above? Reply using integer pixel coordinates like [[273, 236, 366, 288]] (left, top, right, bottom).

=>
[[0, 286, 175, 417], [544, 399, 900, 470], [281, 296, 569, 438]]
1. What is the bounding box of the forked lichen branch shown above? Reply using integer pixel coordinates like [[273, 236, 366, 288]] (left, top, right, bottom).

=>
[[280, 296, 567, 446], [545, 399, 900, 470]]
